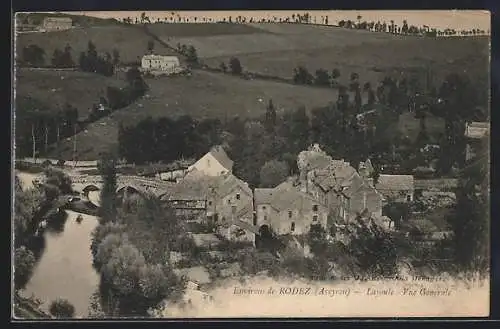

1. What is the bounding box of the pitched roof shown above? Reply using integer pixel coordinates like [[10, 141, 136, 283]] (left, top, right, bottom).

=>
[[315, 162, 357, 192], [209, 145, 234, 171], [161, 173, 249, 200], [376, 174, 415, 191], [254, 188, 276, 204], [256, 182, 323, 212]]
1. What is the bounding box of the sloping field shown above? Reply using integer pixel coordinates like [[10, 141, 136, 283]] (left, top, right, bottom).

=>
[[15, 69, 127, 118], [48, 70, 341, 160], [146, 22, 271, 37], [16, 25, 177, 65], [157, 23, 488, 92]]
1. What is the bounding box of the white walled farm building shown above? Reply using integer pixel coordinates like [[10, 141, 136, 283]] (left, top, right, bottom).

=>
[[141, 55, 182, 74]]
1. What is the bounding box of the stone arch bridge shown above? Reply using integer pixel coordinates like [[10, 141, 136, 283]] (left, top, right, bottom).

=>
[[71, 175, 172, 197]]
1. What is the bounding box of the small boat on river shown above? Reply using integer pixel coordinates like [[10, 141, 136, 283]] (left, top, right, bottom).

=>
[[76, 214, 83, 224]]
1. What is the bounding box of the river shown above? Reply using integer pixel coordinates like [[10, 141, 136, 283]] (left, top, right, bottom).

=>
[[17, 172, 100, 318], [21, 210, 100, 317]]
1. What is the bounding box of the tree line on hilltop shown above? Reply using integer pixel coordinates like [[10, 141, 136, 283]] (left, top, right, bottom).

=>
[[119, 11, 488, 37]]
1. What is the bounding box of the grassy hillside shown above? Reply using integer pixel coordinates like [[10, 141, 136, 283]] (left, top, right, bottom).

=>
[[155, 23, 488, 97], [47, 70, 341, 160], [146, 22, 271, 37], [15, 22, 489, 161], [16, 25, 176, 65], [15, 69, 126, 120]]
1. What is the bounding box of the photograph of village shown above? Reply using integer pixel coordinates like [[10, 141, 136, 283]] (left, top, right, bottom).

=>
[[12, 10, 490, 319]]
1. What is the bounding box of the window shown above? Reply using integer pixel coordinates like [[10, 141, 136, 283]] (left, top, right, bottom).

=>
[[313, 215, 318, 222], [291, 222, 295, 232], [231, 206, 236, 214], [253, 217, 257, 225], [313, 205, 318, 212], [208, 201, 212, 206], [288, 211, 292, 218], [264, 215, 268, 221], [236, 193, 241, 200], [407, 195, 411, 202]]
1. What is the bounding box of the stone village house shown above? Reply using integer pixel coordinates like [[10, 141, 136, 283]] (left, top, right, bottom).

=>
[[254, 181, 329, 236], [160, 172, 253, 229], [375, 174, 415, 204], [296, 145, 384, 226]]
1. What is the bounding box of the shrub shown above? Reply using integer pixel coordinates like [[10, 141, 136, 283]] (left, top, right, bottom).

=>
[[14, 246, 36, 290], [49, 298, 75, 318]]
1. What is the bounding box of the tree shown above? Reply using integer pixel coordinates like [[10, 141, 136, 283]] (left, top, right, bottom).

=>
[[147, 40, 155, 54], [49, 299, 75, 318], [98, 153, 118, 223], [90, 222, 127, 266], [344, 217, 399, 276], [308, 224, 328, 256], [447, 138, 489, 272], [314, 68, 330, 86], [264, 99, 277, 132], [14, 181, 44, 244], [293, 66, 313, 85], [186, 45, 198, 64], [22, 44, 46, 66], [219, 61, 227, 73], [260, 160, 289, 188], [331, 68, 340, 81], [112, 49, 120, 68], [44, 167, 73, 195], [14, 246, 36, 290], [229, 57, 242, 75], [95, 232, 130, 271]]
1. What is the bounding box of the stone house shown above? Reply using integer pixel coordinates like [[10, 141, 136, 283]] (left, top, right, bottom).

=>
[[160, 172, 253, 225], [254, 181, 329, 236], [296, 145, 383, 225], [186, 145, 234, 177], [41, 17, 72, 32], [375, 174, 415, 203]]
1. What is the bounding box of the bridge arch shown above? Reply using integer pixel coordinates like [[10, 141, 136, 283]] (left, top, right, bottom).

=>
[[82, 184, 100, 195]]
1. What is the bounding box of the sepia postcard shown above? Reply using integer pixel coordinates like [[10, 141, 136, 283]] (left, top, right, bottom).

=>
[[12, 10, 491, 319]]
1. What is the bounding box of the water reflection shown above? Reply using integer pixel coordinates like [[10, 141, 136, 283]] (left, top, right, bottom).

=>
[[21, 210, 100, 318]]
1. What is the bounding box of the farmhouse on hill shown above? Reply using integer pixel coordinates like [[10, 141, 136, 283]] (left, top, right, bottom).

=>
[[40, 17, 73, 32], [141, 54, 181, 74]]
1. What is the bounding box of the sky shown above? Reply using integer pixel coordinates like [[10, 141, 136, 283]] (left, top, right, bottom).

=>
[[62, 10, 491, 31]]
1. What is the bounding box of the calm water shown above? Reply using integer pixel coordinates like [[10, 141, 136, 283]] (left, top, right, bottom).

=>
[[20, 209, 100, 317]]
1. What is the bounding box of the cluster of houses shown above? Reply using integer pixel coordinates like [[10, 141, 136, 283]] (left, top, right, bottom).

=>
[[146, 144, 418, 248]]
